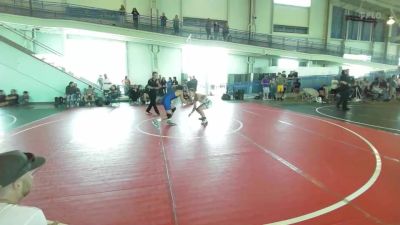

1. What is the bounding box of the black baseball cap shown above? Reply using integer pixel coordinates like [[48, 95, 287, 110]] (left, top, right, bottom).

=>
[[0, 150, 45, 188]]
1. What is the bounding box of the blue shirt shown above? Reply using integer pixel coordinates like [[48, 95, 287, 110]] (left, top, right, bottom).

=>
[[162, 92, 177, 110]]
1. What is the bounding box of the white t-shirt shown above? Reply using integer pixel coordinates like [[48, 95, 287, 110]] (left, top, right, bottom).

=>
[[331, 79, 339, 89], [0, 203, 47, 225], [103, 78, 112, 91]]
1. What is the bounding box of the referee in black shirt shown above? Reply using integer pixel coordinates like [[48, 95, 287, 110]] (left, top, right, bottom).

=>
[[146, 72, 160, 115], [336, 69, 351, 111]]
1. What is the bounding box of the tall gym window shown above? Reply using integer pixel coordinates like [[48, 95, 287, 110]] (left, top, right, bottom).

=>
[[331, 6, 383, 42], [331, 6, 345, 38]]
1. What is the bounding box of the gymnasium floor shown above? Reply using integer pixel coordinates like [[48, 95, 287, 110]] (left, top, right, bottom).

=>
[[0, 99, 399, 225]]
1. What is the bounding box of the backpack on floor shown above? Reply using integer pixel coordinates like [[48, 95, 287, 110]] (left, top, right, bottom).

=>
[[95, 98, 104, 107], [54, 97, 64, 107], [221, 93, 231, 100]]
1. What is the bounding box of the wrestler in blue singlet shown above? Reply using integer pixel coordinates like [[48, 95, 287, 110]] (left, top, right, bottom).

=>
[[162, 91, 177, 111]]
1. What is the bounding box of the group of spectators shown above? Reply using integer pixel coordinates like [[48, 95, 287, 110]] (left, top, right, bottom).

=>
[[362, 75, 399, 101], [0, 89, 29, 107], [260, 71, 301, 101], [117, 5, 181, 34], [117, 5, 233, 39], [118, 5, 141, 29], [96, 73, 194, 107], [159, 13, 181, 34], [205, 18, 230, 41], [97, 74, 123, 104], [259, 69, 400, 108], [299, 71, 399, 110], [64, 82, 96, 108], [324, 73, 400, 104]]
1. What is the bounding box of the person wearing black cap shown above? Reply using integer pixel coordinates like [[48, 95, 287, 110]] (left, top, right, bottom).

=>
[[0, 150, 63, 225]]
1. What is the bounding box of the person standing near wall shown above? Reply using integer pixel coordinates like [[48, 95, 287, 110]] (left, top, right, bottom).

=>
[[131, 8, 140, 29], [160, 13, 167, 32], [21, 91, 30, 105], [389, 75, 397, 100], [146, 72, 160, 115], [205, 18, 212, 39], [167, 77, 174, 93], [118, 4, 126, 24], [397, 75, 400, 88], [97, 75, 103, 90], [192, 76, 198, 92], [213, 22, 220, 40], [222, 22, 229, 41], [336, 69, 351, 111], [173, 15, 180, 35], [6, 89, 19, 106], [261, 75, 270, 100], [122, 76, 131, 96], [276, 73, 285, 101], [160, 76, 167, 95], [172, 77, 179, 86], [0, 90, 7, 107], [65, 82, 74, 108], [103, 74, 112, 93]]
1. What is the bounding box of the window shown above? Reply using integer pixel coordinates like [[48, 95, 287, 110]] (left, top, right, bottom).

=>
[[361, 22, 372, 41], [332, 7, 377, 41], [347, 11, 360, 40], [273, 25, 308, 34], [391, 25, 400, 43], [331, 6, 345, 38], [274, 0, 311, 7], [374, 21, 384, 42]]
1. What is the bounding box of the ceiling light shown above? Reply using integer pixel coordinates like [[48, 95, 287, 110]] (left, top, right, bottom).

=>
[[387, 16, 395, 25]]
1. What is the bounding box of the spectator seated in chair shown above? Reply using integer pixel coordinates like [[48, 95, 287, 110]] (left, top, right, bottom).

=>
[[128, 84, 141, 104], [317, 85, 327, 103], [74, 84, 83, 107], [330, 79, 339, 98], [140, 85, 150, 104], [0, 90, 7, 107], [21, 91, 30, 105], [54, 96, 65, 108], [65, 82, 76, 108], [292, 78, 301, 94], [378, 77, 389, 101], [7, 89, 19, 106], [363, 86, 378, 100], [369, 77, 384, 100], [104, 85, 121, 105], [234, 89, 245, 100], [84, 85, 95, 106]]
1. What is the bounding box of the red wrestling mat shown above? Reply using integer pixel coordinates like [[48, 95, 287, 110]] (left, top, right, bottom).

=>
[[1, 102, 398, 225]]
